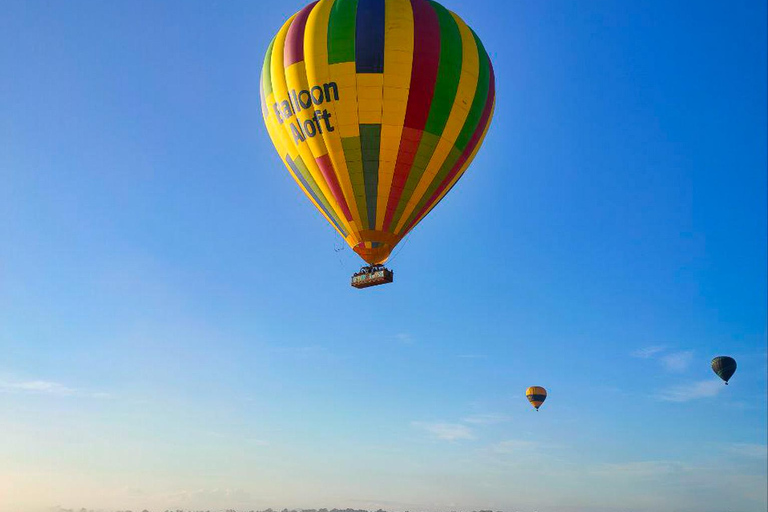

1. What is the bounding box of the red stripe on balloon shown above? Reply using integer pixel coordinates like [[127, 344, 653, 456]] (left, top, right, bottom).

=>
[[402, 0, 441, 129], [382, 0, 441, 231], [403, 63, 495, 235], [284, 1, 319, 68], [382, 127, 421, 230], [316, 154, 354, 221]]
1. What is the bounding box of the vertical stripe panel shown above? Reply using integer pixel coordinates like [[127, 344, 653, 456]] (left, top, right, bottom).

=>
[[455, 30, 490, 150], [387, 2, 462, 229], [423, 1, 463, 136], [271, 11, 355, 234], [356, 73, 384, 124], [393, 10, 479, 232], [284, 8, 356, 222], [375, 0, 414, 230], [381, 0, 440, 230], [402, 0, 441, 130], [304, 0, 366, 239], [341, 135, 368, 226], [327, 0, 371, 227], [315, 152, 354, 221], [360, 124, 381, 228], [327, 0, 358, 64], [285, 2, 318, 67], [262, 39, 275, 97], [355, 0, 386, 73]]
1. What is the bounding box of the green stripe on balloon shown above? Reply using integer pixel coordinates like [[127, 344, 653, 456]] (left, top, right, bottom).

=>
[[341, 136, 369, 226], [360, 124, 381, 230], [455, 30, 489, 151], [262, 38, 275, 97], [327, 0, 358, 64], [424, 1, 463, 136]]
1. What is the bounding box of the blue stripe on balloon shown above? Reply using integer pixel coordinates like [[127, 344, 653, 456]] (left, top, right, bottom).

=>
[[355, 0, 386, 73]]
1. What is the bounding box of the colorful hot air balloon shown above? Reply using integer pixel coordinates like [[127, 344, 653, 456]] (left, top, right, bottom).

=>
[[526, 386, 547, 411], [711, 356, 737, 385], [260, 0, 495, 284]]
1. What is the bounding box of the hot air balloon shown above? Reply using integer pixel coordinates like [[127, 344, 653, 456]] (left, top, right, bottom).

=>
[[260, 0, 495, 288], [711, 356, 737, 385], [526, 386, 547, 411]]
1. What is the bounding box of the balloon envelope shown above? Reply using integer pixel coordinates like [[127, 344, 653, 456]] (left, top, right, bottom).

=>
[[526, 386, 547, 410], [711, 356, 737, 384], [260, 0, 495, 264]]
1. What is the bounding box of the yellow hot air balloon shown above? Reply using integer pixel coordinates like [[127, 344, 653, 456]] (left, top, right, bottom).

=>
[[260, 0, 495, 286], [526, 386, 547, 411]]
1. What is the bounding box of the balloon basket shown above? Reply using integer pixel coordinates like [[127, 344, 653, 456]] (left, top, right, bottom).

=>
[[351, 265, 394, 289]]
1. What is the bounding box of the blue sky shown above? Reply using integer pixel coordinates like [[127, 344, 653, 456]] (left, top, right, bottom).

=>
[[1, 1, 766, 511]]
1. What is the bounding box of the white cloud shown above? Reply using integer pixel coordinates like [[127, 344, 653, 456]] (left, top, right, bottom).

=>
[[591, 460, 686, 478], [461, 413, 511, 425], [270, 345, 328, 356], [633, 347, 696, 373], [395, 333, 414, 345], [0, 380, 75, 396], [492, 439, 540, 454], [661, 350, 694, 372], [0, 379, 108, 398], [657, 379, 724, 402], [727, 443, 768, 459], [632, 346, 666, 358], [412, 422, 475, 441]]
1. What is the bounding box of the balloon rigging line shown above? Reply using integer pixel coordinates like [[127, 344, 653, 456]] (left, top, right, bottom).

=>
[[387, 230, 414, 265]]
